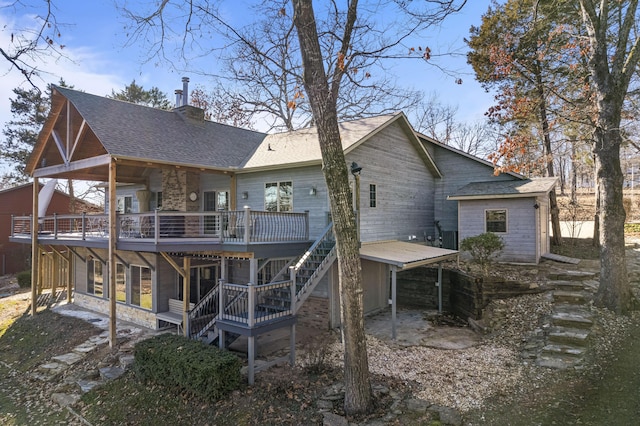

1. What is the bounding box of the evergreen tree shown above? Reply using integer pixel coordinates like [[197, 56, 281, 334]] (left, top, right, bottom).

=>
[[109, 80, 172, 109], [0, 87, 49, 183]]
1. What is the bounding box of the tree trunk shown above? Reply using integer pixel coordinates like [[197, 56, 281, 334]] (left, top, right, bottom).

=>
[[535, 66, 562, 246], [292, 0, 373, 415], [593, 125, 635, 313]]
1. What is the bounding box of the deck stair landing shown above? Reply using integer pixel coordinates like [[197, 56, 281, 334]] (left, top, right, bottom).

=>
[[534, 269, 597, 369], [187, 223, 337, 348]]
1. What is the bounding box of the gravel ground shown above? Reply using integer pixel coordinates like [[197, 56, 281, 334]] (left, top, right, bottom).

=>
[[319, 243, 640, 418]]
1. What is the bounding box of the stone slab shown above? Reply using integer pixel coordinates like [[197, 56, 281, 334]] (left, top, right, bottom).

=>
[[52, 352, 84, 365]]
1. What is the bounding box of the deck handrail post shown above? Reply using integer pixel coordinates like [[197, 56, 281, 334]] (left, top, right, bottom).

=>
[[247, 282, 255, 327], [154, 209, 159, 243], [81, 212, 86, 240], [243, 206, 251, 243], [218, 279, 226, 349], [53, 213, 58, 238], [289, 266, 297, 313]]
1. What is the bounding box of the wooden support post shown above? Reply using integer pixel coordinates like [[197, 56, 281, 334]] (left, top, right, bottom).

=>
[[66, 249, 73, 303], [437, 263, 443, 314], [183, 256, 191, 337], [31, 179, 39, 316], [248, 336, 255, 385], [391, 266, 397, 340], [108, 158, 117, 348], [38, 246, 44, 296], [218, 278, 225, 349], [289, 323, 296, 367], [52, 248, 58, 301]]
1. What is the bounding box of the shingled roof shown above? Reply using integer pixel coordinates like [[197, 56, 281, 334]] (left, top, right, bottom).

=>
[[29, 87, 440, 178], [241, 113, 441, 176], [448, 177, 558, 200], [52, 86, 268, 170]]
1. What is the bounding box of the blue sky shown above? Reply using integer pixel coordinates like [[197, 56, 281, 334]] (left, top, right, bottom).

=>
[[0, 1, 494, 136]]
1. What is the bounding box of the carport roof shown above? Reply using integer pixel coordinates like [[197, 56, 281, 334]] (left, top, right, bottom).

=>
[[360, 241, 458, 270]]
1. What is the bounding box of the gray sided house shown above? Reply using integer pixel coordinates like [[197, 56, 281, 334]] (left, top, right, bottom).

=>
[[11, 83, 553, 381]]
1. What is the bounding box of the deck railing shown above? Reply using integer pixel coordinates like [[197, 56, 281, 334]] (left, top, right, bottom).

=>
[[218, 279, 296, 327], [11, 207, 309, 244]]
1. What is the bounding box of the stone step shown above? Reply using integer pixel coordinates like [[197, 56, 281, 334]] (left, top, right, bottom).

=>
[[551, 309, 594, 329], [553, 290, 588, 305], [536, 354, 582, 369], [51, 352, 84, 366], [548, 327, 590, 346], [550, 280, 586, 292], [548, 270, 597, 281], [541, 343, 587, 358]]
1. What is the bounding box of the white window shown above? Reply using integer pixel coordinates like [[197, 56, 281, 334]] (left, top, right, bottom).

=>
[[116, 263, 126, 303], [117, 196, 133, 213], [87, 259, 104, 297], [485, 209, 507, 233], [264, 181, 293, 212], [131, 265, 152, 310]]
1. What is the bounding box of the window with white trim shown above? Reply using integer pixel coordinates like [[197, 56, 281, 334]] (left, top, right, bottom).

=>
[[485, 209, 507, 233], [264, 181, 293, 212], [131, 265, 152, 310], [116, 263, 126, 303], [87, 259, 104, 297]]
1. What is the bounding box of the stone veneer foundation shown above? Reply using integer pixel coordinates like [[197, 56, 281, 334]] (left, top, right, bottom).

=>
[[74, 293, 157, 330]]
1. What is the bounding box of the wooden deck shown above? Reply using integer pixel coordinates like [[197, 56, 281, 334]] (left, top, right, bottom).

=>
[[10, 208, 312, 257]]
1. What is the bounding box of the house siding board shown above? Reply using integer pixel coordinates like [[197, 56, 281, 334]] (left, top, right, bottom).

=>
[[430, 143, 517, 234], [349, 122, 436, 242], [458, 197, 538, 263], [236, 166, 328, 239]]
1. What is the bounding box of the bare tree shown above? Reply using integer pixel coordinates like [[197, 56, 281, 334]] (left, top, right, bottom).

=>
[[120, 0, 467, 414], [412, 93, 497, 157], [1, 0, 67, 89]]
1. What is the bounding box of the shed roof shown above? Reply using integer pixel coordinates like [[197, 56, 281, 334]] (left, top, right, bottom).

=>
[[359, 240, 458, 270], [447, 177, 558, 201]]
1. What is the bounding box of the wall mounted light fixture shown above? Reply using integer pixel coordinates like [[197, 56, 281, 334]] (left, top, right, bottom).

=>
[[242, 191, 249, 200], [309, 186, 317, 196]]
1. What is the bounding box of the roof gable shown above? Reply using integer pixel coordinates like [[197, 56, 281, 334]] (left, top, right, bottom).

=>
[[28, 86, 268, 176], [417, 133, 524, 180], [241, 113, 441, 177]]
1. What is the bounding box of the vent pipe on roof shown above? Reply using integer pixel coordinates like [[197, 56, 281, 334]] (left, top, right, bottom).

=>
[[174, 89, 183, 107], [182, 77, 189, 106]]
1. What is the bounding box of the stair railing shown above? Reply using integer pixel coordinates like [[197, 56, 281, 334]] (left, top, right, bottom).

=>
[[187, 283, 220, 339], [290, 222, 336, 311]]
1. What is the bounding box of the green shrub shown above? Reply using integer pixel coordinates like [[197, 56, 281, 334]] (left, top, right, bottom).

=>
[[460, 232, 504, 276], [16, 270, 31, 288], [134, 333, 242, 400]]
